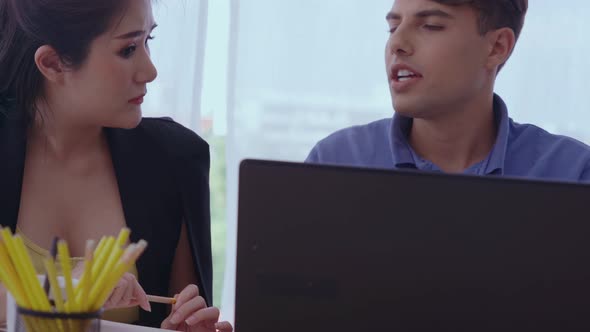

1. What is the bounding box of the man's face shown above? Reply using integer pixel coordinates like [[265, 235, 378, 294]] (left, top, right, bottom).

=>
[[385, 0, 492, 119]]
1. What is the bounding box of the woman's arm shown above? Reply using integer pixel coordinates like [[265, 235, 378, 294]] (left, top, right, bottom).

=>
[[168, 222, 199, 297], [160, 222, 232, 331]]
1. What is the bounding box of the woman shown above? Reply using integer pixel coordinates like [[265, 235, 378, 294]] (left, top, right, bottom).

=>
[[0, 0, 232, 330]]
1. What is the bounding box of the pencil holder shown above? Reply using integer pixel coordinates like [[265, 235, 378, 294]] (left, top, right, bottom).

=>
[[1, 227, 147, 332], [14, 306, 103, 332]]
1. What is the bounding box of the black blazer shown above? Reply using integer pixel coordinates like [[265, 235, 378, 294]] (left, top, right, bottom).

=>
[[0, 104, 213, 327]]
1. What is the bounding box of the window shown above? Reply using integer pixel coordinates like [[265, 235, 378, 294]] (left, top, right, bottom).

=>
[[149, 0, 590, 323]]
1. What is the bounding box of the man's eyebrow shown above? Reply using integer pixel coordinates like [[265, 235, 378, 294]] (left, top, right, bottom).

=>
[[415, 9, 454, 19], [386, 9, 454, 21], [115, 23, 158, 39]]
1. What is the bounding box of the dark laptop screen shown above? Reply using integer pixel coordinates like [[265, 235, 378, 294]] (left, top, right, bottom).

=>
[[236, 159, 590, 332]]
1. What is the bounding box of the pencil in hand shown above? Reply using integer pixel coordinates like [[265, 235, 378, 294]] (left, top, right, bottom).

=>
[[146, 295, 176, 305]]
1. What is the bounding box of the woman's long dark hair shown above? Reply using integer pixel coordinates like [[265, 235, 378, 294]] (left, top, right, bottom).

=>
[[0, 0, 128, 125]]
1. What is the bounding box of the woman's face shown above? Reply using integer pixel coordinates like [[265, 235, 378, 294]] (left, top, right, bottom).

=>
[[59, 0, 158, 129]]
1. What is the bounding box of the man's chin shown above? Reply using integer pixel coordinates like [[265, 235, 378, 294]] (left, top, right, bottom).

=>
[[392, 98, 430, 119]]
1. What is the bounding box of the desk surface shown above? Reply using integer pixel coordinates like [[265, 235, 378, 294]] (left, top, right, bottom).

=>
[[100, 320, 173, 332], [0, 320, 172, 332]]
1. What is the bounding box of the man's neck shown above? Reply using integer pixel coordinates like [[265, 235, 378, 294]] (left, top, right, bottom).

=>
[[408, 93, 497, 173]]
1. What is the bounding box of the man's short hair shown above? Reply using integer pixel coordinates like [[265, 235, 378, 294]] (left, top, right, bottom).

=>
[[432, 0, 528, 71], [433, 0, 528, 40]]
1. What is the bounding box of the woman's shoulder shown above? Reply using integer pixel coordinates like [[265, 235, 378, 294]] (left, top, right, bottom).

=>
[[134, 117, 209, 159]]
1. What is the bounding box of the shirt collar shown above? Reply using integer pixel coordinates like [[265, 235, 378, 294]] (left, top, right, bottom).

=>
[[389, 93, 511, 174]]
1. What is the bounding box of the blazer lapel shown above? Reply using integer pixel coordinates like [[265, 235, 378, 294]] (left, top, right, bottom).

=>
[[105, 127, 155, 244]]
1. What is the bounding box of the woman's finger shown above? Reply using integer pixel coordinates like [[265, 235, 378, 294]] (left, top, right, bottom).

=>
[[215, 321, 234, 332], [105, 278, 127, 309], [173, 284, 200, 310], [120, 274, 135, 307], [104, 273, 148, 310], [129, 275, 150, 312], [184, 306, 219, 327], [168, 295, 207, 325]]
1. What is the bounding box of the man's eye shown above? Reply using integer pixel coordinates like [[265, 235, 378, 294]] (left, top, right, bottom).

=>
[[424, 25, 444, 31]]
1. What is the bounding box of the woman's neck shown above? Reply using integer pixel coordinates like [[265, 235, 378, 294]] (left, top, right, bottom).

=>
[[27, 103, 108, 169]]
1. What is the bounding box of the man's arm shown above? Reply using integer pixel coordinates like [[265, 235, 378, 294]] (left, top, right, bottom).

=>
[[580, 166, 590, 183], [305, 145, 321, 163]]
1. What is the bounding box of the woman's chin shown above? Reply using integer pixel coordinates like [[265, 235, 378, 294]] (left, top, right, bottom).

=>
[[108, 113, 143, 129]]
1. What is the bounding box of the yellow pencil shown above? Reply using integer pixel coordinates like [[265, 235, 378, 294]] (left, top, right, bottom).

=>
[[0, 261, 22, 305], [43, 258, 65, 311], [1, 226, 149, 319], [0, 236, 29, 307], [92, 241, 147, 310], [91, 237, 115, 280], [1, 230, 48, 332], [89, 230, 131, 306], [43, 258, 67, 332], [89, 244, 134, 309], [93, 233, 125, 292], [74, 243, 91, 297], [1, 230, 42, 310], [92, 236, 108, 272], [13, 236, 52, 311], [80, 240, 95, 311], [88, 247, 122, 307], [57, 240, 76, 312], [115, 228, 131, 248], [100, 244, 124, 285], [11, 233, 58, 332]]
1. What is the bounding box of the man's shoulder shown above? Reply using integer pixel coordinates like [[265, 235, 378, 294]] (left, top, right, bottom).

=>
[[510, 121, 590, 155], [317, 118, 392, 146], [306, 118, 392, 165], [507, 121, 590, 181]]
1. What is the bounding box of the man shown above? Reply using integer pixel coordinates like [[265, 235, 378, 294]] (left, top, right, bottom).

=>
[[306, 0, 590, 182]]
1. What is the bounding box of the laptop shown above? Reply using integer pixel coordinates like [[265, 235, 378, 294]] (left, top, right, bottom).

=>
[[235, 159, 590, 331]]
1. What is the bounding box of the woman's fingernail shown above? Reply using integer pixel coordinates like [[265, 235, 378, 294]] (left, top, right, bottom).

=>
[[142, 302, 152, 312]]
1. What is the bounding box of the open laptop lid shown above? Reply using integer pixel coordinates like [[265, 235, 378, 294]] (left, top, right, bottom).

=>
[[236, 159, 590, 331]]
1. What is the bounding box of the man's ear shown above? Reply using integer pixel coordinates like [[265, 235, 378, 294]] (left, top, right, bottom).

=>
[[485, 27, 516, 72], [34, 45, 66, 84]]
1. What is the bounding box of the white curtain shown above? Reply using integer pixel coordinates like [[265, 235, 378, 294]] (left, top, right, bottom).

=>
[[144, 0, 207, 128], [147, 0, 233, 315], [149, 0, 590, 325]]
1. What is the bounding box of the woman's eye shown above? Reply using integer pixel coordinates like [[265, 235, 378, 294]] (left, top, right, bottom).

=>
[[145, 35, 155, 45], [120, 44, 137, 58]]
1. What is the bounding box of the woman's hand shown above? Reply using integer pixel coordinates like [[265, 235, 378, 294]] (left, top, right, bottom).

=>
[[103, 272, 151, 311], [72, 263, 150, 312], [161, 284, 233, 332]]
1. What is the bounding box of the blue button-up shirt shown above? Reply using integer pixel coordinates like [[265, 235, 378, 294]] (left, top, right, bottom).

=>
[[306, 95, 590, 183]]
